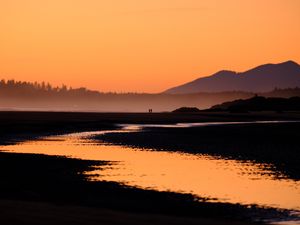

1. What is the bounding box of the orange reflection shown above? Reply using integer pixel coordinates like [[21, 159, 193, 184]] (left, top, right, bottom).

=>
[[0, 130, 299, 211]]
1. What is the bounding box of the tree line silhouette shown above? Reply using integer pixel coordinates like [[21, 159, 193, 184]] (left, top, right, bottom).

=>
[[0, 79, 100, 98], [1, 79, 300, 111]]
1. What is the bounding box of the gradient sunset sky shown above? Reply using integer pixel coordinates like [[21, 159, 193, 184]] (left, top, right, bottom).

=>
[[1, 0, 299, 93]]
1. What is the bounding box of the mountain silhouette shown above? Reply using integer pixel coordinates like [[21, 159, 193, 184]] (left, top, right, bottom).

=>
[[164, 61, 300, 94], [209, 96, 300, 112]]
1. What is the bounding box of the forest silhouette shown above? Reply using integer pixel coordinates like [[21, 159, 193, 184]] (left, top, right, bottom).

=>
[[1, 79, 300, 112]]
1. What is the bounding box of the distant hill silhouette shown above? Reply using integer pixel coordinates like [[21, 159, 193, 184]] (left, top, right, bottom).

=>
[[172, 107, 201, 113], [209, 96, 300, 112], [165, 61, 300, 94]]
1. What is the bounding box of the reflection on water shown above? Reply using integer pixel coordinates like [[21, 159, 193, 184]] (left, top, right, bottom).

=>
[[121, 120, 300, 129], [0, 122, 300, 221]]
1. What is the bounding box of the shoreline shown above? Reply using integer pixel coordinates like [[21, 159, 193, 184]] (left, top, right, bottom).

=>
[[96, 122, 300, 180], [0, 151, 272, 224], [1, 111, 300, 224]]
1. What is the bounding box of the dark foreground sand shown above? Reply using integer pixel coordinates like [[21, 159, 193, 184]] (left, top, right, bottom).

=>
[[0, 200, 254, 225], [1, 151, 279, 225], [1, 111, 298, 225]]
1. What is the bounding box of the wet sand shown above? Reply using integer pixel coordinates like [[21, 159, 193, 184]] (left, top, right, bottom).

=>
[[1, 110, 300, 143], [0, 152, 271, 225], [0, 200, 255, 225], [1, 111, 299, 224], [96, 122, 300, 180]]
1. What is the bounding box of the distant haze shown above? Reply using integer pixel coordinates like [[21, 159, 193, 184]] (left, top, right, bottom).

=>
[[1, 0, 300, 92], [1, 78, 300, 112], [165, 61, 300, 94]]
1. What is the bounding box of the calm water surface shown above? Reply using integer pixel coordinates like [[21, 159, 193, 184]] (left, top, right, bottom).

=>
[[1, 121, 299, 223]]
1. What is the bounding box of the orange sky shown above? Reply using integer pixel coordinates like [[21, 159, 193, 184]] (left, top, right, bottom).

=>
[[0, 0, 300, 93]]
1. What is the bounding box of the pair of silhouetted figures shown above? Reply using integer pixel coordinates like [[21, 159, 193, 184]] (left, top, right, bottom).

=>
[[148, 109, 153, 113]]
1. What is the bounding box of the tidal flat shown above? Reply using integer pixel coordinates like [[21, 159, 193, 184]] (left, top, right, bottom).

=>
[[0, 111, 300, 225]]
